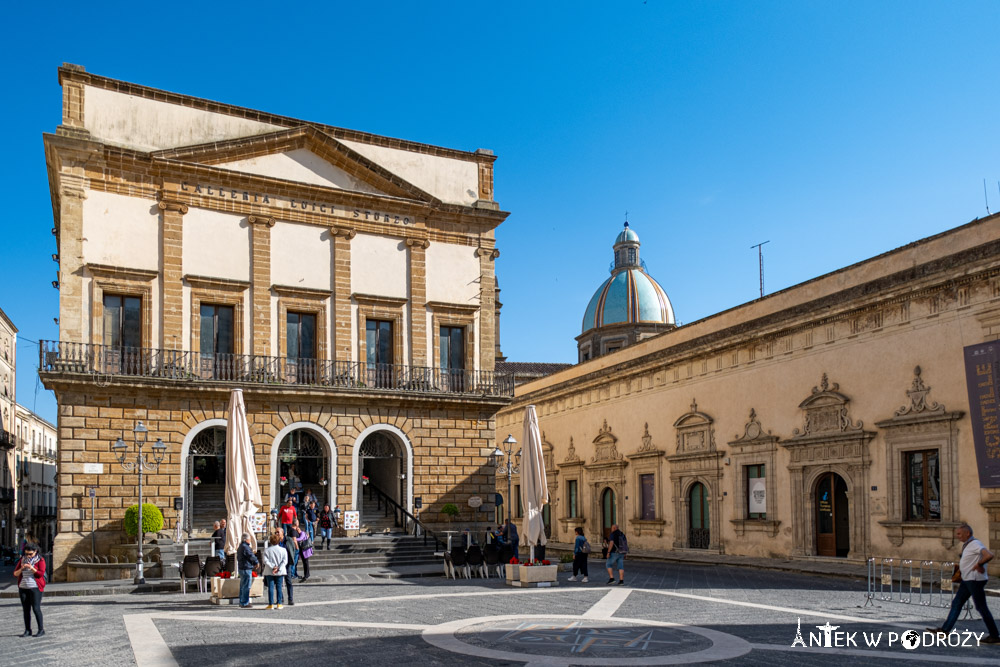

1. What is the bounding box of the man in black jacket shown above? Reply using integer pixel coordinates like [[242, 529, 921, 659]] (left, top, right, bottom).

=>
[[236, 533, 258, 608], [276, 528, 296, 605]]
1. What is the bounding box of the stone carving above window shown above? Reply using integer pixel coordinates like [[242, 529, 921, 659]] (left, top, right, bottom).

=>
[[563, 436, 581, 464], [672, 399, 716, 454], [894, 366, 944, 417], [732, 408, 773, 444], [637, 423, 656, 453], [791, 374, 864, 437], [542, 432, 555, 470], [591, 420, 622, 463]]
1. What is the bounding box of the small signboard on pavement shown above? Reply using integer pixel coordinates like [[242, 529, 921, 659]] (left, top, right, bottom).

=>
[[250, 513, 267, 534], [344, 511, 360, 530]]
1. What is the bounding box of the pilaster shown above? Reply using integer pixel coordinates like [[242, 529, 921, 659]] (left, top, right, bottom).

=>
[[476, 246, 500, 372], [406, 238, 429, 366], [249, 216, 275, 356], [58, 176, 88, 343], [158, 198, 188, 350], [331, 227, 355, 361]]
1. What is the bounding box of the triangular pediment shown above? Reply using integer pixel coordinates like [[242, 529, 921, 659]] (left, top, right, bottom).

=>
[[152, 126, 437, 203]]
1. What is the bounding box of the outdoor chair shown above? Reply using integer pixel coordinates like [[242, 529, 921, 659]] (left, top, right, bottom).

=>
[[203, 556, 223, 579], [449, 546, 470, 579], [442, 551, 454, 579], [498, 544, 514, 577], [483, 544, 501, 578], [224, 553, 236, 572], [465, 545, 486, 578], [180, 554, 204, 594]]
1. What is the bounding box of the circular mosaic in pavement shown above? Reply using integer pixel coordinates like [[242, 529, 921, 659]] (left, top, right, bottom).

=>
[[422, 614, 752, 665]]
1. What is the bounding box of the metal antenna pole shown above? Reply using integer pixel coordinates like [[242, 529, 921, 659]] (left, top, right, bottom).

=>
[[751, 241, 770, 298], [985, 179, 991, 216]]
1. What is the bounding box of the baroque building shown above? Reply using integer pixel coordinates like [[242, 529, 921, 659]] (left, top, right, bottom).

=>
[[14, 405, 57, 551], [41, 65, 512, 580], [498, 213, 1000, 562], [0, 307, 16, 549]]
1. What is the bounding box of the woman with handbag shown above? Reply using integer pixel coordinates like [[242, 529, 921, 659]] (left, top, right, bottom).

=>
[[262, 532, 288, 610], [294, 519, 314, 582], [568, 527, 590, 583], [14, 542, 46, 636]]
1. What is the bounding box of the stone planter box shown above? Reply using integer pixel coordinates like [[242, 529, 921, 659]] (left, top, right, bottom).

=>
[[506, 564, 559, 587], [209, 576, 264, 604]]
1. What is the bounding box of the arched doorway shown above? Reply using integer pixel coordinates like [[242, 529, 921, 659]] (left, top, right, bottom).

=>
[[187, 426, 226, 533], [689, 482, 710, 549], [358, 431, 407, 509], [276, 430, 331, 507], [601, 487, 616, 539], [816, 472, 849, 557]]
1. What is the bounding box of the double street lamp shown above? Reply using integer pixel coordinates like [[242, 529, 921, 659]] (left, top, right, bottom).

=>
[[490, 434, 520, 524], [112, 421, 167, 584]]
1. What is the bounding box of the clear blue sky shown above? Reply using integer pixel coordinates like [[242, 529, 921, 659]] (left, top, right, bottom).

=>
[[2, 2, 998, 424]]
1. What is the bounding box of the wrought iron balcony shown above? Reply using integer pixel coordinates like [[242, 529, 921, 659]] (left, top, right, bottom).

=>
[[40, 340, 515, 398], [0, 429, 13, 450], [0, 488, 14, 503]]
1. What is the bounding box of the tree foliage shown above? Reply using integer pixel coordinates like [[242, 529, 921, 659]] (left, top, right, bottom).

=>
[[123, 503, 164, 537]]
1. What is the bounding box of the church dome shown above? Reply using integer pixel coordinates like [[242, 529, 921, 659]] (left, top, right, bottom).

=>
[[581, 222, 675, 334]]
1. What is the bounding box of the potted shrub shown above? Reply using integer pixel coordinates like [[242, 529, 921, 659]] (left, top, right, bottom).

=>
[[440, 503, 460, 523], [518, 558, 558, 584], [123, 503, 164, 546]]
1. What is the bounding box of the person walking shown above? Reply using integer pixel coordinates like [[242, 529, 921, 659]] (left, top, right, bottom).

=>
[[294, 519, 313, 582], [262, 532, 288, 610], [928, 523, 1000, 643], [605, 524, 627, 586], [568, 527, 590, 583], [276, 528, 295, 606], [236, 532, 258, 609], [278, 498, 297, 536], [14, 542, 46, 637], [304, 501, 318, 542], [318, 504, 336, 550], [211, 520, 227, 560], [504, 519, 519, 556]]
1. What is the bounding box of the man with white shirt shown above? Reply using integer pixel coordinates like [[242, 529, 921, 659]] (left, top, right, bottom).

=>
[[929, 523, 1000, 643]]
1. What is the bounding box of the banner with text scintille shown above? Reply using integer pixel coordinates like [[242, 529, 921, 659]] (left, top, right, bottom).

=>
[[964, 342, 1000, 487]]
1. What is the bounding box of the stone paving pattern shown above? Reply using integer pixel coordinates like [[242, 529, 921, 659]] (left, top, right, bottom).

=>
[[0, 561, 997, 666]]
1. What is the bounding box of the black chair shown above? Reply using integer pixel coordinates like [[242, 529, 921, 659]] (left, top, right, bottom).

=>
[[483, 544, 501, 578], [466, 545, 485, 578], [224, 553, 236, 573], [449, 546, 470, 579], [203, 556, 223, 579], [180, 554, 204, 594], [498, 544, 514, 577]]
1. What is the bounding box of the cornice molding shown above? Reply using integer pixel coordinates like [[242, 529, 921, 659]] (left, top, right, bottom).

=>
[[351, 293, 408, 307], [272, 285, 332, 300], [184, 275, 250, 291], [85, 263, 158, 281]]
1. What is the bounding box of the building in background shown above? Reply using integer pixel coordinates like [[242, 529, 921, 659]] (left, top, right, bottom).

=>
[[0, 308, 16, 550], [14, 405, 57, 551], [499, 213, 1000, 563], [40, 65, 513, 580]]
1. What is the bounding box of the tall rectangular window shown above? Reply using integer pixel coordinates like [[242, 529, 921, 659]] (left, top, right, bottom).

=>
[[567, 480, 578, 518], [640, 474, 656, 520], [746, 464, 766, 520], [440, 326, 465, 390], [906, 450, 940, 521], [200, 304, 234, 356], [286, 312, 316, 359], [365, 320, 393, 366], [103, 294, 142, 348]]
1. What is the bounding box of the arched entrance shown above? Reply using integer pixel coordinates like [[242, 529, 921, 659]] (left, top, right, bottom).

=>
[[601, 487, 616, 539], [689, 482, 710, 549], [187, 426, 226, 533], [816, 472, 850, 557], [358, 431, 407, 510], [276, 429, 331, 507]]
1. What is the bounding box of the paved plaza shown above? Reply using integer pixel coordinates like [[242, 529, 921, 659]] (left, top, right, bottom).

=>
[[1, 562, 999, 666]]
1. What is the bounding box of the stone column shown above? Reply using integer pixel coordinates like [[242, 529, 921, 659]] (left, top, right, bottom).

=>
[[406, 238, 430, 367], [249, 216, 275, 356], [331, 227, 355, 361], [475, 246, 500, 372], [158, 198, 188, 350]]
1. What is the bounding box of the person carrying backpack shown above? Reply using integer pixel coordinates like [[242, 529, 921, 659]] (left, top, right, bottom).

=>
[[605, 523, 628, 586], [568, 526, 590, 582]]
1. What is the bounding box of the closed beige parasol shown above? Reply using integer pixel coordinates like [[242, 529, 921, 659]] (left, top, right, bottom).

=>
[[223, 388, 263, 560], [519, 404, 549, 558]]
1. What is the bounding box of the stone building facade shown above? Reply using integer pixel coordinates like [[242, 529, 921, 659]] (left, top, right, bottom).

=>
[[14, 405, 57, 551], [0, 307, 16, 549], [41, 65, 512, 580], [498, 214, 1000, 563]]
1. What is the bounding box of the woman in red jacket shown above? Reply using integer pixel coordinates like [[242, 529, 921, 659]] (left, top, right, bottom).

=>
[[14, 542, 46, 637]]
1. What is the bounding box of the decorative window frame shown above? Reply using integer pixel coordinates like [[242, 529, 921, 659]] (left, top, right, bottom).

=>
[[557, 437, 586, 533], [275, 285, 330, 362], [727, 409, 780, 537], [353, 293, 406, 366], [626, 423, 666, 537], [427, 301, 477, 373], [185, 275, 249, 356], [87, 263, 156, 349], [584, 420, 628, 538], [875, 367, 963, 549]]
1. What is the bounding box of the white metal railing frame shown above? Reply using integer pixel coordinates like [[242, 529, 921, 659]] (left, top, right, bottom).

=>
[[866, 557, 975, 619]]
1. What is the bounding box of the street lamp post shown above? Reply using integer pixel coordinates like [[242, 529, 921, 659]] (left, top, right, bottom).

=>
[[112, 421, 167, 584], [490, 434, 520, 525]]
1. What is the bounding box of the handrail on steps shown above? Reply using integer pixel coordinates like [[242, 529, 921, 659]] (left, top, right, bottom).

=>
[[364, 481, 444, 551]]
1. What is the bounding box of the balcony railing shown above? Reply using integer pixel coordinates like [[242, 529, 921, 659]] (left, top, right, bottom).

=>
[[0, 429, 13, 450], [40, 341, 515, 398], [0, 488, 14, 503]]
